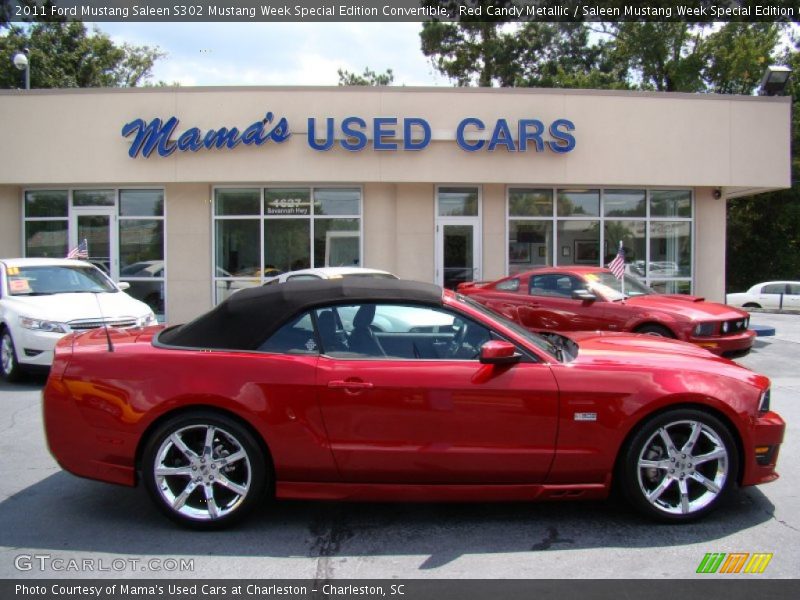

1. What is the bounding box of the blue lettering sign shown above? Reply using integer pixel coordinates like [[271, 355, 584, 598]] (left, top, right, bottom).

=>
[[518, 119, 545, 152], [547, 119, 576, 153], [341, 117, 368, 151], [307, 117, 335, 151], [121, 113, 291, 158], [488, 119, 515, 152], [404, 118, 431, 151], [456, 118, 486, 152]]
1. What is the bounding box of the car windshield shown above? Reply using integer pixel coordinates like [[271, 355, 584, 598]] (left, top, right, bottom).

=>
[[457, 294, 561, 361], [6, 265, 116, 296], [584, 272, 653, 301]]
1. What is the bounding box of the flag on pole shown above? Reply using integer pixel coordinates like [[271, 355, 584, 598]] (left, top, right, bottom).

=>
[[608, 241, 625, 280], [66, 238, 89, 259]]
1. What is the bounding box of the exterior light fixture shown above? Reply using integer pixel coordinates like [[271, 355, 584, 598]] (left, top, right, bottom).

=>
[[758, 66, 791, 97], [12, 51, 30, 90]]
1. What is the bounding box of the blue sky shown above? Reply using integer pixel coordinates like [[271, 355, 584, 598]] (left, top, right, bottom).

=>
[[95, 22, 449, 86]]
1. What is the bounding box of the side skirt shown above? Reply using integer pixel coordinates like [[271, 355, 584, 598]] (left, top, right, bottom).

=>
[[276, 482, 609, 503]]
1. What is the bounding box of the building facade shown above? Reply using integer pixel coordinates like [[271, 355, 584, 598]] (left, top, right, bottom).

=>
[[0, 86, 791, 324]]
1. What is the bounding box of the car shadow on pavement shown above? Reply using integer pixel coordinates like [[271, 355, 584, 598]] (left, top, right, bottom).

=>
[[0, 471, 775, 569]]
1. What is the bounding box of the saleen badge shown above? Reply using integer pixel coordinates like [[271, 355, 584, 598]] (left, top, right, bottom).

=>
[[574, 412, 597, 421]]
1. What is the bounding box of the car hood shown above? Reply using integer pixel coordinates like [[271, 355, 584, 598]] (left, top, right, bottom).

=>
[[564, 330, 764, 384], [622, 294, 747, 321], [3, 292, 151, 323]]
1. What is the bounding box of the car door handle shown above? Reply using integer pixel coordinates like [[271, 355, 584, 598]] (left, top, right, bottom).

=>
[[328, 380, 374, 390]]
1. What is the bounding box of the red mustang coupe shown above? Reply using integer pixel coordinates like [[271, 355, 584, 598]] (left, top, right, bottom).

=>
[[458, 267, 755, 357], [43, 279, 783, 528]]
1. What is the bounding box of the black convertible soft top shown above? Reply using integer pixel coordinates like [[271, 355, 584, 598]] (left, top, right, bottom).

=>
[[157, 278, 444, 351]]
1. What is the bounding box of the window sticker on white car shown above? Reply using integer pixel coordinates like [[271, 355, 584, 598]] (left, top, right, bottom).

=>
[[9, 279, 31, 294]]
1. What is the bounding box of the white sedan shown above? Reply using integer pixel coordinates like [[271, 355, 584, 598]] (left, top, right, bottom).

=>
[[1, 258, 157, 381], [726, 281, 800, 310], [263, 266, 398, 285]]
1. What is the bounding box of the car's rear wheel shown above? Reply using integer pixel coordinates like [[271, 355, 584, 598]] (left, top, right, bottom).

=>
[[742, 303, 761, 309], [635, 324, 675, 338], [142, 411, 268, 529], [0, 328, 24, 383], [619, 409, 738, 522]]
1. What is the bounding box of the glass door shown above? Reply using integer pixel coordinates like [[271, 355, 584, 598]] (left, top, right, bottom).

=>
[[70, 207, 117, 279], [436, 220, 481, 290]]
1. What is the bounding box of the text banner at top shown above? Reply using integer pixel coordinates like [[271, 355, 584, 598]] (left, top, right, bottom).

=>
[[6, 0, 800, 23]]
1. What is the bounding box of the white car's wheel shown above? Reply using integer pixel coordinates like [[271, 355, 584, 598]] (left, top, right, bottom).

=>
[[1, 328, 24, 383]]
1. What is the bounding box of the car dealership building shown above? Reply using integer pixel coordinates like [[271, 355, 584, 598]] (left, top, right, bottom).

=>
[[0, 86, 791, 324]]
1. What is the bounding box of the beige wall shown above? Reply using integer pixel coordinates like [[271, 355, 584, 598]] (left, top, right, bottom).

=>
[[362, 183, 397, 273], [164, 183, 211, 324], [395, 183, 434, 282], [694, 187, 727, 302], [0, 186, 21, 257], [482, 184, 506, 282], [0, 87, 790, 196]]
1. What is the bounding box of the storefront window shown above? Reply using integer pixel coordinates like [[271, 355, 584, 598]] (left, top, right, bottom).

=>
[[314, 218, 360, 268], [213, 186, 362, 304], [557, 220, 601, 266], [507, 187, 693, 293], [24, 220, 68, 258], [508, 220, 552, 274], [25, 190, 68, 218], [119, 190, 166, 318], [264, 219, 310, 273], [649, 221, 692, 278], [438, 187, 479, 217], [557, 189, 600, 217], [215, 188, 260, 216], [509, 189, 552, 217], [73, 190, 114, 207], [650, 190, 692, 218], [23, 188, 167, 319], [604, 221, 646, 274], [603, 189, 646, 217]]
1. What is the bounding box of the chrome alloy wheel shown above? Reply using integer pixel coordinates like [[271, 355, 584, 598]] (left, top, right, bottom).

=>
[[154, 424, 252, 521], [637, 420, 729, 516]]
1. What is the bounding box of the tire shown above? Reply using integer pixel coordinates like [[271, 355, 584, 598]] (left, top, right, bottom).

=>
[[1, 328, 24, 383], [742, 303, 761, 309], [141, 411, 268, 529], [635, 324, 675, 338], [619, 409, 739, 522]]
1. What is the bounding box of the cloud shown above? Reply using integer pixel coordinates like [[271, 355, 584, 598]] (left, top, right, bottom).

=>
[[93, 22, 449, 87]]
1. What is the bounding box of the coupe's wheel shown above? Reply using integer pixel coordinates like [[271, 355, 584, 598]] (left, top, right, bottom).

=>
[[636, 324, 674, 338], [1, 328, 24, 383], [142, 411, 268, 529], [620, 409, 738, 522]]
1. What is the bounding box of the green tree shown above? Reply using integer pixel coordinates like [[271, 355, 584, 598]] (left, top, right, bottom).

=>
[[0, 20, 164, 88], [337, 67, 394, 86]]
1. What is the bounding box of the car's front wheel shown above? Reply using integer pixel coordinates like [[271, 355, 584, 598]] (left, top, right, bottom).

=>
[[619, 409, 738, 522], [0, 328, 24, 383], [141, 411, 268, 529]]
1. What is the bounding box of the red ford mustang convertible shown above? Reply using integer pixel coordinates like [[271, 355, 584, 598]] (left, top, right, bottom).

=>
[[43, 279, 784, 528]]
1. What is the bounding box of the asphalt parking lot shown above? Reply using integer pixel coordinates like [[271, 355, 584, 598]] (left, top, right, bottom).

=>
[[0, 313, 798, 580]]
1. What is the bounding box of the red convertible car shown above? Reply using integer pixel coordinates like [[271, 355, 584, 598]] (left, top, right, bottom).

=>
[[43, 279, 783, 528], [458, 267, 755, 357]]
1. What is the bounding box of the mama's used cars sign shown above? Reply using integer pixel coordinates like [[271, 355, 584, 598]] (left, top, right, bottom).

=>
[[121, 113, 576, 158]]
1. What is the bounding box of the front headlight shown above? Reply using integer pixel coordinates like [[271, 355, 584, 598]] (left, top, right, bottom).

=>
[[137, 312, 158, 327], [693, 322, 716, 337], [20, 316, 68, 334], [758, 388, 771, 413]]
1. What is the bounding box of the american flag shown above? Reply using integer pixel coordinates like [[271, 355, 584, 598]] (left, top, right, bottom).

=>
[[66, 239, 89, 259], [608, 241, 625, 280]]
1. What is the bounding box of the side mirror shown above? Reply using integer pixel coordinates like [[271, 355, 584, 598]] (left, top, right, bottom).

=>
[[117, 282, 131, 291], [572, 289, 597, 302], [479, 340, 521, 365]]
